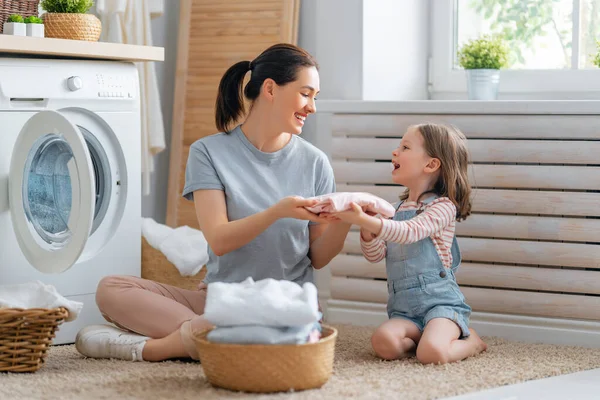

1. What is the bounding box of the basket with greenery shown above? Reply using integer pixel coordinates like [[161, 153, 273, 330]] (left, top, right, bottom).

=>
[[40, 0, 100, 41], [457, 35, 509, 70], [40, 0, 93, 13]]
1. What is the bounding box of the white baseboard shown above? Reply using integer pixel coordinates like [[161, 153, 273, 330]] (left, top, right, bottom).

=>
[[325, 299, 600, 348]]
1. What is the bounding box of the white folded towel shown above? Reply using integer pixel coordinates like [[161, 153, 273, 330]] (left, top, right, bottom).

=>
[[0, 281, 83, 322], [141, 218, 209, 276], [203, 277, 320, 327]]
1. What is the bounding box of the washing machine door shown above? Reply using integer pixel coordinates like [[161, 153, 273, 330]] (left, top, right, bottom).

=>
[[9, 110, 95, 273]]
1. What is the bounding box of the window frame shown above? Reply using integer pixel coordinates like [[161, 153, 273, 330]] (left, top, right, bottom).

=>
[[430, 0, 600, 96]]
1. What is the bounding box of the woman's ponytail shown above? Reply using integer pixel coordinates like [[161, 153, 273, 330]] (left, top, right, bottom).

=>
[[215, 60, 251, 132]]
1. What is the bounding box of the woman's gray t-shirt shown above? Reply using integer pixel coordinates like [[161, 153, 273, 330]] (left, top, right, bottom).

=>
[[182, 125, 335, 285]]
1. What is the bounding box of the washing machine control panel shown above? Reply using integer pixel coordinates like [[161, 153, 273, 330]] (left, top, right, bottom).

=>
[[95, 73, 136, 99], [0, 59, 139, 109]]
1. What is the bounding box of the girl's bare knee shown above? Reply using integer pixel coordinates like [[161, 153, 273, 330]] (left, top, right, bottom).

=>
[[416, 341, 449, 365], [371, 328, 401, 360]]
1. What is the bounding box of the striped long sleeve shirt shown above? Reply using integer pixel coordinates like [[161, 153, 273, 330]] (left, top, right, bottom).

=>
[[360, 197, 457, 269]]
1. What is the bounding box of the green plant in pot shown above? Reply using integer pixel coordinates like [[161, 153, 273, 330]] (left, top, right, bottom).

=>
[[40, 0, 101, 41], [457, 35, 509, 100], [25, 16, 45, 38], [4, 14, 26, 36]]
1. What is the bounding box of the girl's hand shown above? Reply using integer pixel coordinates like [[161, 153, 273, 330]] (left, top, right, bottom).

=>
[[331, 202, 367, 225], [271, 196, 327, 223]]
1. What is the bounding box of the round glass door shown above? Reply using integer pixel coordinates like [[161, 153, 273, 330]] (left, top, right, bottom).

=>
[[25, 134, 76, 246], [10, 110, 95, 273]]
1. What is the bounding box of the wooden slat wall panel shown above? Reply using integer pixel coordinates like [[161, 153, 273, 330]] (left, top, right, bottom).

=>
[[331, 114, 600, 139], [336, 184, 600, 217], [330, 277, 600, 321], [166, 0, 300, 228], [332, 138, 600, 165], [333, 162, 600, 190], [342, 232, 600, 269], [329, 255, 600, 295], [349, 214, 600, 243], [455, 214, 600, 243], [329, 112, 600, 321]]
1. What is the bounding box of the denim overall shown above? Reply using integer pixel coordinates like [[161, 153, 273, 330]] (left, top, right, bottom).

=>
[[386, 197, 471, 337]]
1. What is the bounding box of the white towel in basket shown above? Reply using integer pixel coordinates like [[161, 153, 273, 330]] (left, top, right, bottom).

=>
[[203, 277, 320, 327], [0, 281, 83, 322]]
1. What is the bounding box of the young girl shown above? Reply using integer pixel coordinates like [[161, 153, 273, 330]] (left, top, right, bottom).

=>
[[330, 123, 487, 364]]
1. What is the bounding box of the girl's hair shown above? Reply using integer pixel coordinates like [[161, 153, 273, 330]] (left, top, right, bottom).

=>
[[215, 43, 318, 132], [400, 123, 472, 221]]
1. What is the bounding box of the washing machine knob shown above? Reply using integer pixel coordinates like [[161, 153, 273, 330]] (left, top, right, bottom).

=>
[[67, 76, 83, 91]]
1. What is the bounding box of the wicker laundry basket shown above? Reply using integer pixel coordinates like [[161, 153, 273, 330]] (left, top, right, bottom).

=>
[[0, 307, 69, 373], [195, 325, 337, 393], [0, 0, 40, 33]]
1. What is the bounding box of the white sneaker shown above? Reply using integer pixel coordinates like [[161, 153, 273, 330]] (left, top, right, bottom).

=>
[[75, 324, 148, 361]]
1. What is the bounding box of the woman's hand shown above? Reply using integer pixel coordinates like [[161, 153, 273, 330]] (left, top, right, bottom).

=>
[[271, 196, 326, 223]]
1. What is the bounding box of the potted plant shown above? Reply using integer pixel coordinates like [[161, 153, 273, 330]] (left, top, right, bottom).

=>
[[593, 40, 600, 68], [457, 35, 509, 100], [40, 0, 101, 41], [3, 14, 26, 36], [25, 16, 44, 38]]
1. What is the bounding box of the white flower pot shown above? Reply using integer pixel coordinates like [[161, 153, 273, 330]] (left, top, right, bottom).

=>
[[26, 23, 44, 37], [3, 22, 26, 36], [466, 69, 500, 100]]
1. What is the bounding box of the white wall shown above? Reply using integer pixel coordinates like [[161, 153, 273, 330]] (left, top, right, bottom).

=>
[[299, 0, 364, 101], [363, 0, 429, 100], [299, 0, 429, 146]]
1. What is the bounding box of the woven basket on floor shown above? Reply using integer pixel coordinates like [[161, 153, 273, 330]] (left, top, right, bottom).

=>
[[42, 12, 101, 41], [0, 0, 40, 33], [0, 307, 69, 373], [195, 325, 337, 393]]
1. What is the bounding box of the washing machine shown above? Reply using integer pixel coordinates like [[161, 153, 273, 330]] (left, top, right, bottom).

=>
[[0, 58, 142, 344]]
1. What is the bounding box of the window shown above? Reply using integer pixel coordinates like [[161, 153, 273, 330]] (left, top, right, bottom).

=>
[[430, 0, 600, 97]]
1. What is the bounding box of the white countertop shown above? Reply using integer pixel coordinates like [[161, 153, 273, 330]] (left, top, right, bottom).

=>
[[0, 35, 164, 62], [316, 100, 600, 115]]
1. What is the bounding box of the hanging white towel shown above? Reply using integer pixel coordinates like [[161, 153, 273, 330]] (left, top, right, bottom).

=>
[[96, 0, 166, 195], [203, 278, 320, 327], [141, 218, 208, 276], [0, 281, 83, 322]]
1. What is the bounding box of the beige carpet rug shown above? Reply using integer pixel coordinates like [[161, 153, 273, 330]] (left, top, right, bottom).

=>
[[2, 324, 600, 400]]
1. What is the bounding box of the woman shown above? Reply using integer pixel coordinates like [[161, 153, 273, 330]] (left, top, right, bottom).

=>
[[75, 43, 351, 362]]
